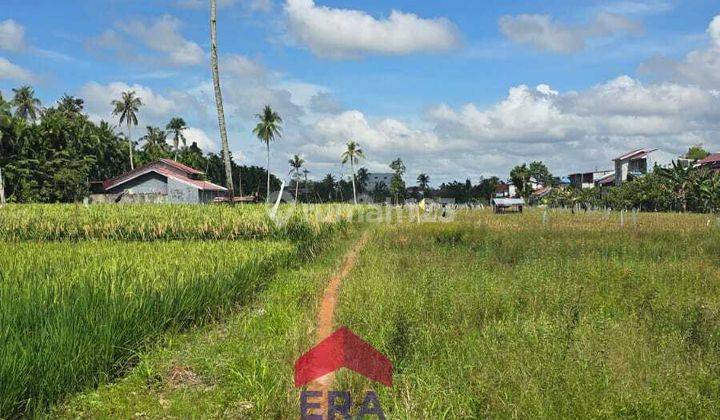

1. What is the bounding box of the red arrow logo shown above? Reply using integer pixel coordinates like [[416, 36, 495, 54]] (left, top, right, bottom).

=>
[[294, 327, 393, 388]]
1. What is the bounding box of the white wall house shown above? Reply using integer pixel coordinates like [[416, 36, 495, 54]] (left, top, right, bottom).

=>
[[613, 149, 658, 186], [366, 173, 394, 191], [568, 170, 614, 189]]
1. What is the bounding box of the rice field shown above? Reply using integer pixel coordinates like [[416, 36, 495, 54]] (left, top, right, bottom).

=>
[[5, 206, 720, 417], [0, 203, 362, 417], [0, 203, 361, 241]]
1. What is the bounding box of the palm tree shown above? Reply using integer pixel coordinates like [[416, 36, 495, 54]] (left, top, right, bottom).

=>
[[210, 0, 236, 199], [341, 141, 365, 204], [288, 154, 305, 203], [140, 126, 171, 161], [57, 94, 84, 116], [111, 91, 143, 170], [417, 173, 430, 194], [166, 117, 187, 161], [252, 105, 283, 203], [302, 168, 310, 202], [11, 86, 42, 122]]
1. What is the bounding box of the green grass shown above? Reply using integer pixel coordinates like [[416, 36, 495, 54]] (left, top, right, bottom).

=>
[[0, 203, 361, 241], [0, 203, 364, 417], [7, 208, 720, 418], [335, 211, 720, 418], [53, 230, 363, 419]]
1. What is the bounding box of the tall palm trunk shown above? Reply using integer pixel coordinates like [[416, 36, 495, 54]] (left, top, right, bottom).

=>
[[0, 166, 5, 206], [174, 138, 179, 161], [266, 142, 271, 204], [210, 0, 237, 200], [350, 160, 357, 204], [294, 174, 300, 203], [127, 122, 134, 170]]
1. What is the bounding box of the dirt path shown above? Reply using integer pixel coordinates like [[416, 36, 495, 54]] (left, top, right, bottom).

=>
[[309, 231, 369, 414]]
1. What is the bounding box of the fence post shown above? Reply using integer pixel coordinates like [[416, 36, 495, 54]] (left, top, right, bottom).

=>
[[620, 209, 625, 228], [0, 166, 5, 206]]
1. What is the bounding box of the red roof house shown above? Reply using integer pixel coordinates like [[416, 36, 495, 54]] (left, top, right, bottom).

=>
[[96, 159, 227, 203]]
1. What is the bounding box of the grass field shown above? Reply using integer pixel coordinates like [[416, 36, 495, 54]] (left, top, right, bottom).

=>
[[4, 206, 720, 417], [0, 203, 361, 417]]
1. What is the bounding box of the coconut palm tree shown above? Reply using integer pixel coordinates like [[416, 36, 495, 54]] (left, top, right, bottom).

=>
[[111, 91, 143, 170], [210, 0, 236, 199], [341, 141, 365, 204], [57, 94, 84, 116], [252, 105, 283, 203], [166, 117, 187, 161], [11, 86, 42, 122], [417, 173, 430, 194], [288, 154, 305, 203]]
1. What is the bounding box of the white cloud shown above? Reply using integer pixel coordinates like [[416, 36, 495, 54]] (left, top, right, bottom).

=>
[[0, 57, 33, 82], [0, 19, 26, 52], [120, 15, 204, 66], [640, 15, 720, 89], [499, 12, 643, 53], [79, 81, 180, 126], [185, 127, 219, 152], [284, 0, 460, 58]]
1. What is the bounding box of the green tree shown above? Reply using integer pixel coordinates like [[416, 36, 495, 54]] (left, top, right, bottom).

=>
[[111, 90, 143, 170], [253, 105, 283, 203], [510, 164, 531, 199], [288, 154, 305, 202], [417, 173, 430, 194], [356, 167, 369, 193], [341, 141, 365, 204], [389, 158, 407, 205], [685, 145, 710, 161], [657, 161, 695, 212], [166, 117, 187, 161], [11, 86, 42, 122], [140, 126, 171, 162], [57, 94, 84, 116], [528, 161, 553, 186]]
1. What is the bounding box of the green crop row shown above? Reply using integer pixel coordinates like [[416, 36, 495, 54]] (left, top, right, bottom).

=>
[[0, 240, 298, 417], [0, 203, 363, 241]]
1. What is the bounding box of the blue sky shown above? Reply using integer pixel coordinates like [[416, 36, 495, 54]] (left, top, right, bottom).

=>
[[1, 0, 719, 183]]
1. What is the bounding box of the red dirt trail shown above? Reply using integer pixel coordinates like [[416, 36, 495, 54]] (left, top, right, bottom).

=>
[[308, 231, 369, 416]]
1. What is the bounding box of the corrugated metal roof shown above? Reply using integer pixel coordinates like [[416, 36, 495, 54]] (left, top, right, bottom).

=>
[[102, 160, 226, 192], [613, 148, 657, 161], [699, 153, 720, 165], [492, 198, 525, 206]]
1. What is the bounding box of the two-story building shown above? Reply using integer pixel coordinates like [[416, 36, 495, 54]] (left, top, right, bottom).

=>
[[613, 149, 658, 186]]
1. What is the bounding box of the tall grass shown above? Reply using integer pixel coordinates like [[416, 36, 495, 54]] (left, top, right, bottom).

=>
[[336, 211, 720, 417], [0, 203, 362, 241], [0, 240, 300, 416]]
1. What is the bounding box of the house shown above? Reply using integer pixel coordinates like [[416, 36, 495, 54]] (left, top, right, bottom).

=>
[[613, 149, 658, 186], [568, 170, 614, 189], [494, 182, 517, 198], [92, 159, 227, 204], [595, 173, 616, 187], [366, 173, 394, 191], [698, 153, 720, 172], [491, 198, 524, 213]]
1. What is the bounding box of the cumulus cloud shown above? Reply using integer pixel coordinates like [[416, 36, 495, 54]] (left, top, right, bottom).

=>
[[499, 12, 643, 53], [640, 15, 720, 88], [0, 57, 33, 82], [184, 127, 219, 152], [284, 0, 460, 58], [425, 76, 720, 176], [88, 16, 204, 67], [0, 19, 26, 52]]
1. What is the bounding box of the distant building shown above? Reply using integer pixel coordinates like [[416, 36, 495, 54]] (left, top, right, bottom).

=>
[[613, 149, 658, 186], [366, 173, 394, 191], [698, 153, 720, 172], [568, 170, 614, 189], [92, 159, 227, 204]]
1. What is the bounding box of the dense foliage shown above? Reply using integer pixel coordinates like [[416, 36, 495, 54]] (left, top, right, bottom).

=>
[[543, 165, 720, 213], [0, 88, 284, 202]]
